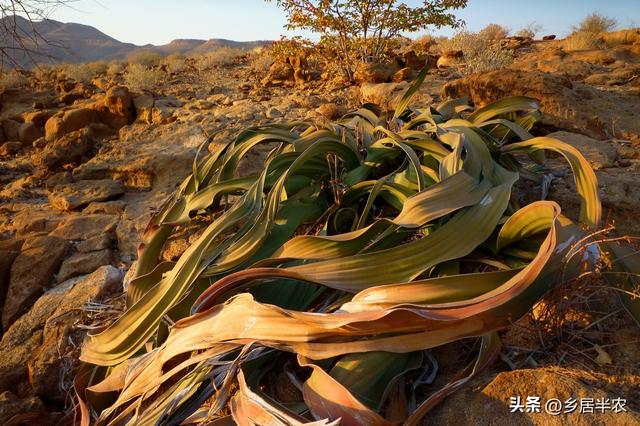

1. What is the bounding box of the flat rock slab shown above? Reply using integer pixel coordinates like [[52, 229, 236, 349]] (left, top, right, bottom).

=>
[[57, 249, 112, 282], [2, 235, 70, 329], [48, 179, 125, 211], [49, 214, 119, 241], [428, 368, 640, 425], [0, 266, 122, 399]]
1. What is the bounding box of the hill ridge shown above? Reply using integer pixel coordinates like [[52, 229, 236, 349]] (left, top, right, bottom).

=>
[[0, 15, 271, 67]]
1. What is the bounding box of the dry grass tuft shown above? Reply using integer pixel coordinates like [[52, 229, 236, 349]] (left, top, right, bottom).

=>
[[0, 70, 28, 89], [501, 226, 640, 375], [564, 31, 603, 51]]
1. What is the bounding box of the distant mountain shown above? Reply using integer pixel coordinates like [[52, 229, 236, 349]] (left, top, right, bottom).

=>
[[154, 39, 208, 55], [189, 39, 269, 54], [0, 16, 271, 68]]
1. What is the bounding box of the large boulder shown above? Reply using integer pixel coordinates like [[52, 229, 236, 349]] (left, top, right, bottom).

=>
[[442, 69, 640, 141], [540, 136, 640, 236], [584, 64, 640, 86], [44, 108, 99, 142], [90, 85, 135, 129], [0, 266, 122, 400], [33, 127, 97, 170], [549, 164, 640, 236], [2, 235, 70, 329], [353, 61, 396, 84]]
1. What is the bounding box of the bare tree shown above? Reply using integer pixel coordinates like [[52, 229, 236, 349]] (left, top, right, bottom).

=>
[[0, 1, 73, 69]]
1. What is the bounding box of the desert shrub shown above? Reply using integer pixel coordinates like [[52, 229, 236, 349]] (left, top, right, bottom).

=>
[[431, 32, 461, 54], [106, 60, 125, 76], [196, 47, 245, 69], [62, 60, 109, 83], [564, 31, 603, 51], [61, 63, 95, 83], [411, 34, 434, 55], [515, 22, 542, 39], [124, 63, 163, 89], [164, 53, 188, 74], [432, 35, 450, 44], [32, 63, 56, 81], [128, 49, 163, 66], [426, 35, 451, 54], [88, 60, 108, 75], [573, 12, 617, 34], [269, 35, 315, 62], [438, 31, 514, 74], [0, 71, 28, 89], [78, 73, 636, 425], [478, 23, 510, 40]]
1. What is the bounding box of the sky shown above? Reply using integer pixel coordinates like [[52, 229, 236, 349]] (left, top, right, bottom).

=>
[[50, 0, 640, 46]]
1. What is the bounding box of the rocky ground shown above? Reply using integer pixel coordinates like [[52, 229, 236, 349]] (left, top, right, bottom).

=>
[[0, 29, 639, 424]]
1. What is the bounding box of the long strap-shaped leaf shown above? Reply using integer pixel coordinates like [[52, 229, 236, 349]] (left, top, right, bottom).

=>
[[81, 168, 270, 366], [393, 65, 430, 119], [90, 203, 581, 419], [193, 177, 514, 307], [274, 170, 490, 261], [502, 136, 602, 228]]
